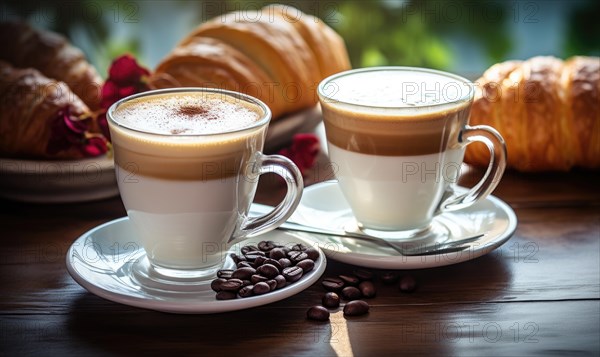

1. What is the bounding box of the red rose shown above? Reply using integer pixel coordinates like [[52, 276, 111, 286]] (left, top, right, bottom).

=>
[[278, 133, 320, 175], [108, 54, 150, 85], [82, 136, 109, 157], [99, 54, 152, 139], [118, 85, 137, 98], [100, 80, 120, 109], [46, 107, 108, 157]]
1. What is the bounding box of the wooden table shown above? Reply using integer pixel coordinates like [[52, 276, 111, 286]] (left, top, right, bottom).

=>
[[1, 154, 599, 356]]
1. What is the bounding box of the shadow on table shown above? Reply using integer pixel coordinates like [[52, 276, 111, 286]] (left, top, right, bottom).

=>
[[66, 293, 341, 356], [66, 248, 513, 355]]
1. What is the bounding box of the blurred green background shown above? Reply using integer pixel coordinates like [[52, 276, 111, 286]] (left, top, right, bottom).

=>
[[3, 0, 599, 79]]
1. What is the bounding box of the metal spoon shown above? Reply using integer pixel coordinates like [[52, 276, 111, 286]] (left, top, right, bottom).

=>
[[273, 220, 484, 256]]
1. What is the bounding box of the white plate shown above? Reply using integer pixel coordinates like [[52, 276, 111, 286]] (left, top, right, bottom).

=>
[[264, 105, 322, 152], [0, 155, 118, 203], [66, 217, 326, 314], [285, 181, 517, 269]]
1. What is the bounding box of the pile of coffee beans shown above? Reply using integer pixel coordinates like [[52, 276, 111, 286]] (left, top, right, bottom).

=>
[[306, 269, 418, 321], [211, 240, 320, 300]]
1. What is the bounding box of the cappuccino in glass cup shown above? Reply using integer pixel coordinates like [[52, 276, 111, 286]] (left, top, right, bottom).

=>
[[108, 88, 303, 282], [318, 67, 506, 241]]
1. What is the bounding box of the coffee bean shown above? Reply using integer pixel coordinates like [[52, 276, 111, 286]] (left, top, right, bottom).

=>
[[210, 278, 227, 292], [322, 292, 340, 308], [321, 277, 345, 292], [241, 245, 259, 255], [283, 266, 303, 283], [216, 291, 237, 300], [244, 250, 265, 261], [296, 259, 315, 273], [353, 269, 374, 281], [250, 274, 268, 284], [288, 251, 308, 263], [307, 306, 330, 321], [278, 258, 292, 269], [252, 282, 270, 295], [220, 278, 244, 292], [341, 286, 362, 301], [231, 267, 256, 280], [339, 274, 360, 286], [304, 247, 320, 261], [217, 269, 234, 279], [269, 247, 286, 260], [263, 258, 283, 271], [258, 240, 276, 251], [358, 281, 376, 298], [253, 256, 267, 267], [343, 300, 370, 316], [237, 261, 253, 269], [381, 271, 400, 285], [266, 279, 277, 291], [238, 285, 254, 298], [214, 240, 317, 301], [274, 274, 287, 289], [399, 275, 417, 293], [257, 264, 279, 279], [229, 253, 244, 264], [291, 243, 308, 251]]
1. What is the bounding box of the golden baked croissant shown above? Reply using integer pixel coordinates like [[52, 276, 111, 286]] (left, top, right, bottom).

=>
[[151, 5, 351, 119], [465, 56, 600, 171], [0, 61, 106, 159], [151, 36, 284, 116], [0, 21, 102, 110], [264, 4, 351, 78]]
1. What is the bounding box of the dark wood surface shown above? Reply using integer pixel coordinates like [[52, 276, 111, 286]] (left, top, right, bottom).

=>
[[1, 154, 599, 356]]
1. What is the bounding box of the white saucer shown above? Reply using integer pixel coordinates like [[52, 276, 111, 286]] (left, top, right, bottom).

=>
[[286, 181, 517, 269], [0, 155, 118, 203], [66, 217, 326, 314]]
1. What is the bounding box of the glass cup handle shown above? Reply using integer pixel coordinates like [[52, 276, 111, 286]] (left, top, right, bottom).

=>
[[227, 153, 303, 245], [440, 125, 507, 212]]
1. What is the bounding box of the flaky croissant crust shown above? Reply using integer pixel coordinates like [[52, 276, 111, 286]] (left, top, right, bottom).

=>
[[0, 21, 102, 110], [151, 5, 351, 119], [0, 60, 90, 159], [465, 56, 599, 171]]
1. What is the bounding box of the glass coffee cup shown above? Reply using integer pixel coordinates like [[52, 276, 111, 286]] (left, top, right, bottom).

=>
[[107, 88, 303, 284], [318, 67, 506, 241]]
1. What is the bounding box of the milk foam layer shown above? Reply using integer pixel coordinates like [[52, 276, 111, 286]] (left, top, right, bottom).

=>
[[323, 69, 472, 109], [113, 92, 261, 135], [320, 69, 472, 156], [109, 91, 268, 180]]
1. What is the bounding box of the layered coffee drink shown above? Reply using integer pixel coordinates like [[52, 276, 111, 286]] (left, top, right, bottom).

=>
[[320, 68, 473, 231], [109, 91, 268, 270], [111, 92, 265, 180]]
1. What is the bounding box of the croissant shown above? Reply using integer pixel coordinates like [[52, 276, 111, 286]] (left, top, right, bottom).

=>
[[151, 5, 351, 119], [151, 36, 285, 116], [0, 21, 102, 110], [0, 61, 105, 159], [465, 56, 600, 171], [263, 4, 351, 79]]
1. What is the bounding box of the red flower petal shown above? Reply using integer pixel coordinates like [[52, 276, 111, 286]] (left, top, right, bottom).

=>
[[97, 112, 111, 141], [47, 108, 85, 154], [82, 136, 108, 157], [118, 85, 137, 98], [108, 54, 150, 85], [278, 133, 320, 175], [63, 115, 88, 134], [100, 80, 120, 109]]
